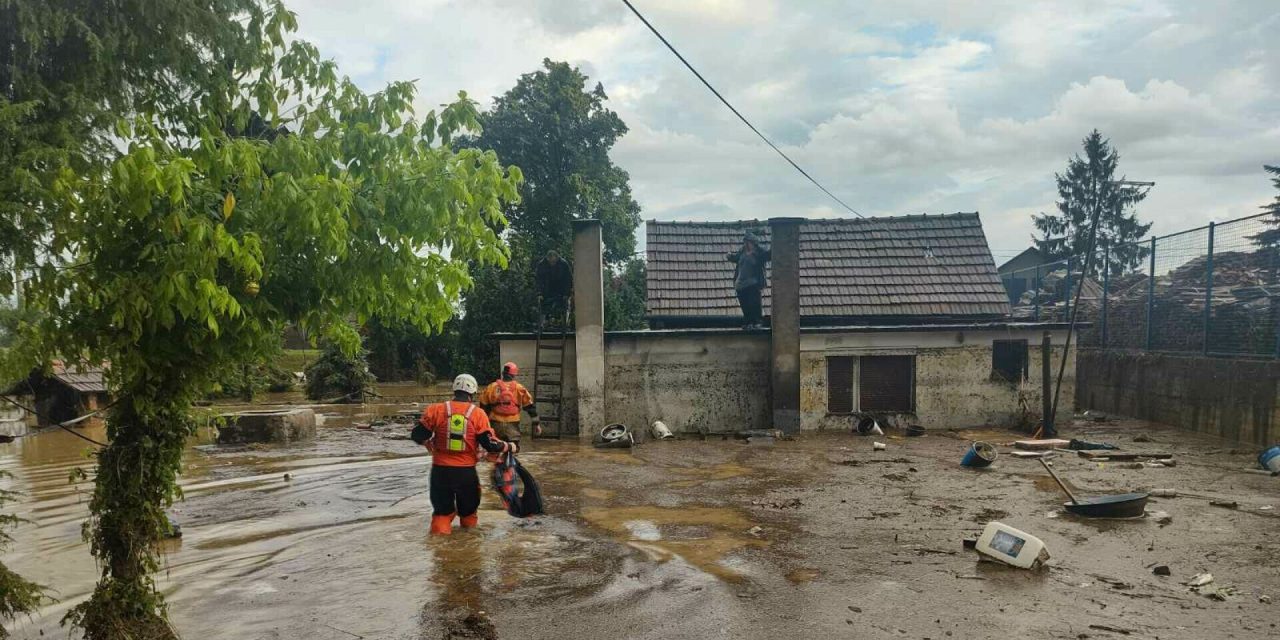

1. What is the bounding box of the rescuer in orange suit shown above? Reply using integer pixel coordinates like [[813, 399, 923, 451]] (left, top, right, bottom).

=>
[[478, 362, 541, 442], [412, 373, 516, 535]]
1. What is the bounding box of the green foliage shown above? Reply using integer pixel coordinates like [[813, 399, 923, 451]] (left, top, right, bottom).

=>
[[365, 316, 453, 383], [305, 342, 375, 402], [467, 59, 640, 263], [1249, 165, 1280, 248], [1033, 130, 1152, 276], [449, 59, 645, 372], [0, 303, 38, 349], [277, 348, 320, 374], [209, 360, 294, 400], [605, 258, 647, 331], [0, 2, 520, 635], [1, 472, 46, 638]]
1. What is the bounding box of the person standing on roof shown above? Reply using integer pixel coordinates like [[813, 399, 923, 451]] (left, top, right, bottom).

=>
[[412, 373, 516, 535], [534, 249, 573, 327], [479, 362, 541, 442], [727, 231, 771, 329]]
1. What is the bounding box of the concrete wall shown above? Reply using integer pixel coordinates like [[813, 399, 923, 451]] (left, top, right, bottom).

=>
[[799, 328, 1074, 431], [1077, 349, 1280, 445]]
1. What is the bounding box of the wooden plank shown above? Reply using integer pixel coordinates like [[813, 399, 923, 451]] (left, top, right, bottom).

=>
[[1077, 450, 1173, 461], [1009, 450, 1053, 459], [1014, 439, 1072, 450]]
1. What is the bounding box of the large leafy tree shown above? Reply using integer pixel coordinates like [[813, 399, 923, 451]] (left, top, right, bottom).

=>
[[605, 258, 647, 331], [451, 60, 643, 374], [1, 3, 519, 637], [1033, 130, 1152, 277]]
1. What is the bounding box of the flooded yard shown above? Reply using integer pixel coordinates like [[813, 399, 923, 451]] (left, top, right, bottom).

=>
[[3, 406, 1279, 639]]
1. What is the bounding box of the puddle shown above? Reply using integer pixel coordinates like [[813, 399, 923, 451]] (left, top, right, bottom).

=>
[[785, 567, 822, 584], [668, 461, 752, 488], [580, 505, 766, 582]]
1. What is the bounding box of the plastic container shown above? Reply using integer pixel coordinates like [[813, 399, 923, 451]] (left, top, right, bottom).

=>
[[961, 441, 998, 468], [651, 421, 674, 440], [975, 522, 1050, 569], [1260, 446, 1280, 473]]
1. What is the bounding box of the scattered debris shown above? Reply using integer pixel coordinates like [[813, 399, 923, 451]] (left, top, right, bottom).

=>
[[904, 424, 926, 437], [747, 526, 765, 538], [1081, 410, 1109, 422], [1186, 573, 1214, 587], [1069, 439, 1118, 451], [1038, 458, 1150, 518], [1088, 623, 1134, 635], [1152, 565, 1171, 576], [1260, 594, 1272, 604], [961, 441, 997, 468], [1132, 434, 1153, 443], [873, 442, 887, 451], [1150, 510, 1173, 526], [164, 518, 183, 539], [856, 416, 884, 436], [283, 473, 292, 481], [1092, 575, 1134, 590], [650, 421, 674, 440], [1149, 489, 1178, 498], [1014, 438, 1071, 451], [1209, 500, 1238, 510], [1260, 446, 1280, 474], [974, 522, 1050, 569], [1077, 450, 1173, 461], [1154, 459, 1177, 468], [752, 498, 802, 510], [881, 472, 910, 482], [971, 508, 1009, 523], [1206, 586, 1238, 601], [1009, 450, 1052, 459]]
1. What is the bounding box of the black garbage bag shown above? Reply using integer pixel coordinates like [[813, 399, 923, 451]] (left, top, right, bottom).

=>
[[491, 451, 545, 518]]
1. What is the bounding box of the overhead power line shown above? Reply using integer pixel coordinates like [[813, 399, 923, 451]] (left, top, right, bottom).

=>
[[619, 0, 865, 219]]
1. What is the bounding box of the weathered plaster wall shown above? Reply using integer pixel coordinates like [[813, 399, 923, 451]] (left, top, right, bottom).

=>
[[605, 333, 771, 434], [500, 332, 771, 435], [799, 329, 1074, 431], [1077, 349, 1280, 445]]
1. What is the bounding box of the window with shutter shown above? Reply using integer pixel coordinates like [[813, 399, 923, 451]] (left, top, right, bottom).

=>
[[858, 355, 915, 412], [826, 356, 854, 414]]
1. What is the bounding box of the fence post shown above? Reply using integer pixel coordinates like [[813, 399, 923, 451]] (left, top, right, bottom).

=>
[[1203, 222, 1215, 356], [1146, 237, 1157, 351], [1064, 256, 1073, 320], [1101, 246, 1110, 347], [1034, 264, 1041, 321]]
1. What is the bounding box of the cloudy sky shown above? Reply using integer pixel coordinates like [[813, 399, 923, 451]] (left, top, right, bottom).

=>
[[289, 0, 1279, 259]]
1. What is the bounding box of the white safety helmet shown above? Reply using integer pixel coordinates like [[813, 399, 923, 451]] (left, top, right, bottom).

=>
[[452, 373, 478, 395]]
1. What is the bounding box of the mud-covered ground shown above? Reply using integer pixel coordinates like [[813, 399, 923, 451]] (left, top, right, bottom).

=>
[[3, 407, 1278, 639]]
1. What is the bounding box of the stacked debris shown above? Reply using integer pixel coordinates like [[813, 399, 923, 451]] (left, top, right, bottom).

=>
[[1010, 266, 1102, 323], [1090, 250, 1279, 352]]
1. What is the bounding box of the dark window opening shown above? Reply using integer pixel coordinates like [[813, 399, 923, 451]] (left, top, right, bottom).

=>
[[826, 356, 854, 414], [992, 340, 1029, 384], [859, 355, 915, 412]]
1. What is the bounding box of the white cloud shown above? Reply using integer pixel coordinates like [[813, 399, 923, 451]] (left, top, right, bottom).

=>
[[283, 0, 1280, 254]]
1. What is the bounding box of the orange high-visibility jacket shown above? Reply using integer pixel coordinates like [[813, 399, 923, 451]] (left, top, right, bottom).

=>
[[420, 401, 496, 467], [479, 380, 533, 422]]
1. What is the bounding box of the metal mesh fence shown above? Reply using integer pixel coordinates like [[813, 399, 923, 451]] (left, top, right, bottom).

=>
[[999, 210, 1280, 358]]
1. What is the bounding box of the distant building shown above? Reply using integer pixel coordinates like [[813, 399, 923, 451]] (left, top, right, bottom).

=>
[[2, 361, 110, 426], [997, 247, 1049, 304]]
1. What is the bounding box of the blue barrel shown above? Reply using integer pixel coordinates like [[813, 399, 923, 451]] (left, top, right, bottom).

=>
[[962, 441, 998, 467], [1260, 446, 1280, 473]]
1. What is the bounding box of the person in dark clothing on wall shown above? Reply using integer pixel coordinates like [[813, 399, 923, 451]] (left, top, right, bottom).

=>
[[534, 249, 573, 326], [726, 231, 770, 329]]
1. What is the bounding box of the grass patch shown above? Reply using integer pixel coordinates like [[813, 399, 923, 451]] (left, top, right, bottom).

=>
[[278, 349, 320, 373]]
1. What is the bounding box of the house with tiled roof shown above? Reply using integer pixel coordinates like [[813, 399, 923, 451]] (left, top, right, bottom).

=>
[[645, 212, 1010, 327], [494, 214, 1076, 437]]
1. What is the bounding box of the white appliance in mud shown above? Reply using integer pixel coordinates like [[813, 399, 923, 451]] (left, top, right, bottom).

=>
[[975, 522, 1050, 569]]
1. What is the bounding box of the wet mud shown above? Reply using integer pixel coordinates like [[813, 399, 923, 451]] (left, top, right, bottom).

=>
[[2, 410, 1279, 639]]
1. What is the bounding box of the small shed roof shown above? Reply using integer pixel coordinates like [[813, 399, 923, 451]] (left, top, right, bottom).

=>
[[49, 361, 108, 393], [646, 212, 1011, 321]]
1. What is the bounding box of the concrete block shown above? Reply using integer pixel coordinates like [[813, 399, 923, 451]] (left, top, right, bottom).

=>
[[219, 408, 316, 444]]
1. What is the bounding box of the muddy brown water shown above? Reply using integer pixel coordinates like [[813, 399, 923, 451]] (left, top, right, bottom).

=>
[[3, 413, 1280, 639]]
